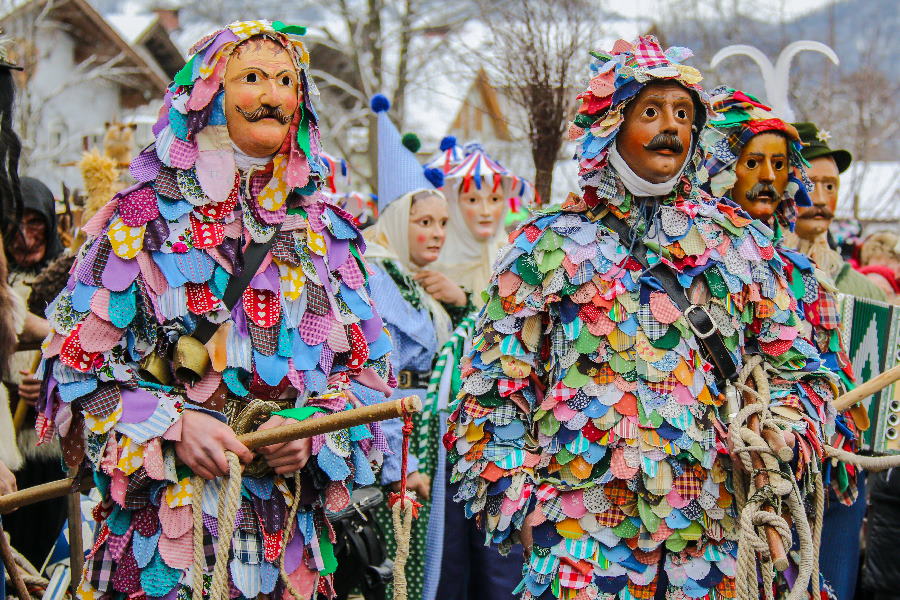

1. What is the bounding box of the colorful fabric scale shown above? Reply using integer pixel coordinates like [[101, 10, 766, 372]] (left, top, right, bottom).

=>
[[37, 21, 395, 600], [445, 36, 841, 600]]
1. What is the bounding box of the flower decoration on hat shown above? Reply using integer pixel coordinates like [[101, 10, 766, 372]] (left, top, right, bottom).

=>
[[371, 94, 444, 212], [139, 20, 326, 215], [567, 35, 714, 179], [700, 86, 812, 212]]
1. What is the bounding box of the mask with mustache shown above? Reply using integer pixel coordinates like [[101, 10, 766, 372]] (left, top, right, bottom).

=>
[[800, 205, 835, 220], [733, 181, 784, 222], [223, 38, 300, 157], [745, 182, 779, 203], [644, 133, 684, 154], [236, 104, 292, 125]]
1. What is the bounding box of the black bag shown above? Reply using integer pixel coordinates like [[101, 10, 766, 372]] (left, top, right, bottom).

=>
[[327, 487, 393, 600]]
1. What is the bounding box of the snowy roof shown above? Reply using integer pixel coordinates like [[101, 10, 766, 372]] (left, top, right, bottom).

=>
[[106, 13, 156, 45], [836, 161, 900, 222]]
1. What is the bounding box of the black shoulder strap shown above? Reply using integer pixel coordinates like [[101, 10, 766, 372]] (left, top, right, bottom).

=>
[[600, 211, 739, 382], [192, 222, 283, 344]]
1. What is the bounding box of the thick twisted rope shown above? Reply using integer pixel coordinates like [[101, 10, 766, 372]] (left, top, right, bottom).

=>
[[729, 356, 900, 599], [0, 532, 48, 600], [190, 453, 242, 600], [190, 475, 205, 600], [729, 356, 816, 600], [389, 402, 420, 600], [390, 499, 414, 600]]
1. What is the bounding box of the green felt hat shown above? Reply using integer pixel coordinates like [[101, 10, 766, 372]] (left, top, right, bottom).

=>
[[792, 122, 852, 174]]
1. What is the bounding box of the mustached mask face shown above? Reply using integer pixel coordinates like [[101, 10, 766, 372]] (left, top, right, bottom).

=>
[[617, 81, 696, 183], [731, 132, 789, 223], [224, 36, 300, 157], [795, 156, 839, 241]]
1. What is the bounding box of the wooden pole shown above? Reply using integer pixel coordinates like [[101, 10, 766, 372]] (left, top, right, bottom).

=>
[[747, 412, 790, 572], [0, 396, 422, 514], [832, 364, 900, 413], [0, 525, 31, 600], [11, 399, 27, 432], [13, 354, 42, 432], [66, 468, 84, 596], [743, 372, 789, 572]]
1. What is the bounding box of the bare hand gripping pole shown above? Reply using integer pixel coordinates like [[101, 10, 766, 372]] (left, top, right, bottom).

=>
[[0, 395, 422, 514]]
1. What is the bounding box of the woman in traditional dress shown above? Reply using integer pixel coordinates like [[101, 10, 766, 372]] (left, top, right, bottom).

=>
[[366, 96, 473, 600]]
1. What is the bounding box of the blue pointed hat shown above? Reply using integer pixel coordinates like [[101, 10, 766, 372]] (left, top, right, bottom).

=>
[[371, 94, 443, 211]]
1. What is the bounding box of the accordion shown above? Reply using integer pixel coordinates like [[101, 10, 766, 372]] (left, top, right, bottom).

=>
[[838, 295, 900, 453]]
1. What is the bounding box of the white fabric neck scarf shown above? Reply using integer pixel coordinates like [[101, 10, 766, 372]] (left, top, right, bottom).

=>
[[608, 139, 692, 197], [232, 143, 275, 172]]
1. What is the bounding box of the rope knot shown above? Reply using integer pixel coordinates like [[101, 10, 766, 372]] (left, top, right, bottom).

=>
[[388, 491, 422, 518]]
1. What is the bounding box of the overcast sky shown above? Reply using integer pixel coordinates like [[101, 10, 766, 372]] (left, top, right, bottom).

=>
[[608, 0, 836, 22]]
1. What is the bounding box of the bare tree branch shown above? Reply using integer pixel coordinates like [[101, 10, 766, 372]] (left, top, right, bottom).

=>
[[473, 0, 594, 203]]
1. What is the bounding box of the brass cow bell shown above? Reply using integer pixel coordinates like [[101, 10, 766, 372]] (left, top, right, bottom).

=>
[[172, 335, 211, 385], [139, 352, 172, 386]]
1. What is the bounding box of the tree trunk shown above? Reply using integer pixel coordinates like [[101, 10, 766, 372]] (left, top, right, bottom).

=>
[[532, 144, 556, 206], [362, 0, 383, 193], [392, 0, 413, 129]]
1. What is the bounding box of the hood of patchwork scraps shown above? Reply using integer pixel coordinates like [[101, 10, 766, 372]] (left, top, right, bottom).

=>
[[568, 36, 715, 184], [699, 86, 813, 226], [130, 20, 327, 209]]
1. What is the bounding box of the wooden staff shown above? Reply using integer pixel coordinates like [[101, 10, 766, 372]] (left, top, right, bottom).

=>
[[746, 411, 790, 571], [12, 354, 42, 432], [0, 396, 421, 514], [833, 364, 900, 413], [66, 468, 84, 595], [743, 373, 790, 572], [0, 523, 31, 600]]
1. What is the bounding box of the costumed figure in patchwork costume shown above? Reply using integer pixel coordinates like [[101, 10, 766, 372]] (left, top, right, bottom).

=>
[[700, 88, 863, 599], [317, 152, 378, 230], [416, 137, 530, 599], [362, 94, 472, 600], [431, 142, 514, 306], [36, 21, 397, 600], [444, 36, 843, 600], [781, 124, 885, 302]]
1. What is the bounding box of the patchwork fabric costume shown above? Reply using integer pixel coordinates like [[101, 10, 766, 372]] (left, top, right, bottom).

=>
[[444, 37, 841, 600], [36, 21, 395, 600], [701, 88, 861, 507]]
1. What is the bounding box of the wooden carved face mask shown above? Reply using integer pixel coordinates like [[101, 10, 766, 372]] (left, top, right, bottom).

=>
[[457, 182, 506, 242], [617, 81, 695, 184], [223, 37, 300, 157], [732, 132, 790, 223]]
